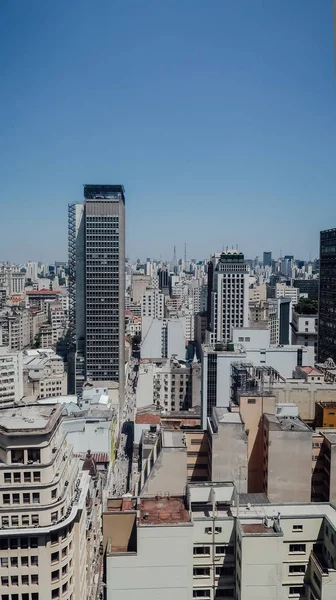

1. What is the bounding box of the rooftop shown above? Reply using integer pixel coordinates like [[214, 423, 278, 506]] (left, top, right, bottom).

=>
[[214, 407, 243, 424], [0, 404, 62, 435], [322, 432, 336, 445], [162, 430, 186, 448], [265, 414, 311, 433], [26, 289, 60, 295], [139, 497, 190, 525], [298, 366, 323, 376], [241, 522, 277, 536]]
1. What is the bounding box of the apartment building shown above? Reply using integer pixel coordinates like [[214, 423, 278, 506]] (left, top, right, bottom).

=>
[[103, 482, 336, 600], [136, 358, 193, 412], [292, 310, 318, 363], [141, 288, 164, 319], [0, 347, 23, 405], [275, 282, 299, 304], [0, 404, 93, 600], [23, 350, 67, 400], [262, 414, 312, 503], [7, 309, 31, 351], [29, 308, 47, 345]]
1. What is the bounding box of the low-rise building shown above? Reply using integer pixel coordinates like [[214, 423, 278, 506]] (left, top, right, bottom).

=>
[[23, 349, 67, 400], [292, 310, 318, 363]]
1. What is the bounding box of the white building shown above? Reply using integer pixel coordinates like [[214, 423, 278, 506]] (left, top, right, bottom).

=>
[[208, 251, 249, 343], [22, 349, 67, 400], [291, 310, 318, 364], [0, 346, 23, 404], [141, 288, 164, 319], [26, 261, 38, 281], [136, 358, 192, 412], [141, 317, 187, 361], [275, 282, 299, 304], [103, 482, 336, 600]]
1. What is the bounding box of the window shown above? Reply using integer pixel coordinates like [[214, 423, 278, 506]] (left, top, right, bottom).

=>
[[10, 557, 18, 567], [216, 566, 235, 577], [4, 473, 11, 483], [32, 514, 39, 525], [292, 525, 303, 532], [13, 473, 20, 483], [10, 576, 18, 586], [22, 595, 29, 600], [31, 556, 38, 566], [0, 539, 8, 550], [51, 552, 59, 564], [20, 538, 28, 549], [51, 589, 60, 599], [247, 398, 256, 404], [28, 449, 40, 463], [216, 545, 234, 555], [12, 494, 19, 504], [24, 472, 31, 483], [0, 557, 8, 567], [1, 517, 9, 527], [61, 546, 68, 558], [23, 493, 30, 504], [32, 493, 40, 504], [31, 574, 39, 584], [11, 449, 23, 464], [193, 592, 210, 599], [22, 516, 29, 526], [30, 537, 38, 548], [10, 539, 17, 549], [214, 591, 235, 599], [289, 565, 305, 574], [1, 577, 9, 586], [51, 570, 59, 582], [3, 494, 10, 504], [193, 546, 210, 556], [289, 544, 306, 553], [51, 532, 58, 545], [11, 516, 18, 526], [21, 557, 29, 567], [33, 472, 40, 482], [193, 568, 210, 577], [326, 525, 329, 537], [52, 488, 57, 499], [289, 587, 305, 596], [21, 575, 28, 585], [32, 595, 39, 600]]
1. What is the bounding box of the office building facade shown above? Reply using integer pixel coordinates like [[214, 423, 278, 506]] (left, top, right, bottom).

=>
[[263, 251, 272, 267], [318, 228, 336, 363], [68, 185, 125, 395]]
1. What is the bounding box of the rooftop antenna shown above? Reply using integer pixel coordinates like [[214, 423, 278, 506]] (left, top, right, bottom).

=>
[[184, 242, 187, 265]]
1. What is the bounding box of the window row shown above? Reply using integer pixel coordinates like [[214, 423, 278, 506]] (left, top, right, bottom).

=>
[[1, 575, 38, 586], [3, 471, 40, 484], [0, 538, 38, 550], [1, 514, 39, 527], [1, 594, 38, 600], [0, 556, 38, 568], [3, 492, 40, 505]]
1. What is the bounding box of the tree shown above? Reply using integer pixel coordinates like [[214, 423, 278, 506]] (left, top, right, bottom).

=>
[[294, 298, 318, 315]]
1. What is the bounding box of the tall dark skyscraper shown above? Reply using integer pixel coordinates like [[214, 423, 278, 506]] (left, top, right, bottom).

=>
[[263, 251, 272, 267], [68, 185, 125, 395], [318, 228, 336, 363]]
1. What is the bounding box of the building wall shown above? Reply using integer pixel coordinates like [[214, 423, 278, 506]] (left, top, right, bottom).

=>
[[106, 524, 193, 600], [273, 383, 336, 421], [0, 347, 23, 404], [209, 420, 248, 493]]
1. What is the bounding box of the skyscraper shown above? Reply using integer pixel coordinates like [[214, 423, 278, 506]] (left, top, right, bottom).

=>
[[318, 228, 336, 363], [263, 251, 272, 267], [68, 185, 125, 395], [207, 250, 249, 343]]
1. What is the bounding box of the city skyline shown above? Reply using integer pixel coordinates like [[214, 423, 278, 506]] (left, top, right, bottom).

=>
[[0, 0, 335, 262]]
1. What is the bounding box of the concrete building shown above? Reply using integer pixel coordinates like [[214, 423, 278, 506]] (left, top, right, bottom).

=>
[[291, 310, 318, 364], [262, 413, 312, 503], [7, 309, 31, 351], [207, 250, 249, 344], [263, 251, 272, 266], [0, 346, 23, 405], [141, 317, 186, 361], [0, 404, 94, 600], [103, 481, 336, 600], [207, 407, 248, 492], [136, 358, 194, 412], [23, 349, 67, 400], [141, 288, 164, 319], [68, 185, 125, 396], [131, 274, 151, 304], [275, 282, 299, 304], [249, 283, 266, 302], [319, 228, 336, 363]]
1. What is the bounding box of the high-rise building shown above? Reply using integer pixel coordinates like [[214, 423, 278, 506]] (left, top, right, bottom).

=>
[[208, 251, 249, 343], [68, 185, 125, 395], [263, 251, 272, 267], [318, 228, 336, 363]]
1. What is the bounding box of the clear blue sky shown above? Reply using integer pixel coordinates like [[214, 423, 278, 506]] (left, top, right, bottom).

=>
[[0, 0, 335, 263]]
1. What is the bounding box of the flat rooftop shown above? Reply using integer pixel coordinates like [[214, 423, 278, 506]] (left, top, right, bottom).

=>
[[322, 432, 336, 445], [0, 404, 62, 435], [241, 523, 277, 536], [214, 407, 243, 424], [139, 497, 190, 525], [162, 430, 186, 448]]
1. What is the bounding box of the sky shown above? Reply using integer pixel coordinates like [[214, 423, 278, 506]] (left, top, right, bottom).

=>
[[0, 0, 335, 264]]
